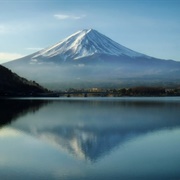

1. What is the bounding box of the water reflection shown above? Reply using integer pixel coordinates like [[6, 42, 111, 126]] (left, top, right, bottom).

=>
[[7, 98, 180, 162], [0, 99, 49, 128]]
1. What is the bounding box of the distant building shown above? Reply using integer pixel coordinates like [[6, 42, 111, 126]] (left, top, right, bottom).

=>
[[90, 88, 103, 92]]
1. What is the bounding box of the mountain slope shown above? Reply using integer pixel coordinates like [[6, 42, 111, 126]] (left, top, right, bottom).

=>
[[0, 65, 47, 96], [3, 29, 180, 89]]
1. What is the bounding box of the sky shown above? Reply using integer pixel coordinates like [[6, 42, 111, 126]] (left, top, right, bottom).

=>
[[0, 0, 180, 63]]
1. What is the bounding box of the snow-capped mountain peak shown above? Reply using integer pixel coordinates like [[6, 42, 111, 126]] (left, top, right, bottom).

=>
[[3, 29, 180, 90], [32, 29, 147, 61]]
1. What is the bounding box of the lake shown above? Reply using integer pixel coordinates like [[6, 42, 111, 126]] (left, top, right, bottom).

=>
[[0, 97, 180, 180]]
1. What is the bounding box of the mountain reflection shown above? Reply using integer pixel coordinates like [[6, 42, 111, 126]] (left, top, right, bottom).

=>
[[35, 126, 140, 162], [8, 98, 180, 162]]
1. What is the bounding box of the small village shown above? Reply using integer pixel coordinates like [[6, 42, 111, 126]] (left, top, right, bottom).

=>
[[57, 87, 180, 97]]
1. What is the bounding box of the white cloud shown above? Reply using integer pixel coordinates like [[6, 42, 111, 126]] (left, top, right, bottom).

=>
[[26, 47, 43, 51], [54, 14, 86, 20], [0, 52, 24, 64], [54, 14, 69, 20]]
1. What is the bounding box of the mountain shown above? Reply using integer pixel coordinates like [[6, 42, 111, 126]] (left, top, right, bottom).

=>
[[0, 65, 48, 96], [5, 29, 147, 64], [4, 29, 180, 89]]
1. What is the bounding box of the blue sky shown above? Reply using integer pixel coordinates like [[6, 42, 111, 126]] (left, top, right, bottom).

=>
[[0, 0, 180, 63]]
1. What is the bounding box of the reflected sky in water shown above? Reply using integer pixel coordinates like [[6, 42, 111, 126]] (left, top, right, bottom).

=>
[[0, 97, 180, 180]]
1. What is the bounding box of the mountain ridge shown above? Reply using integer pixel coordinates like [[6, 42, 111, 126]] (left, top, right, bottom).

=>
[[0, 65, 48, 96]]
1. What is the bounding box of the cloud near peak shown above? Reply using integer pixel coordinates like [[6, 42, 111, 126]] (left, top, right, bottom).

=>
[[54, 14, 86, 20], [26, 47, 43, 51], [0, 52, 23, 64]]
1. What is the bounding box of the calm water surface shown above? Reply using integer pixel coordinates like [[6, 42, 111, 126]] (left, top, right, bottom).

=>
[[0, 97, 180, 180]]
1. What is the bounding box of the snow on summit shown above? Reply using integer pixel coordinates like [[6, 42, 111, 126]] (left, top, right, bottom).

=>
[[32, 29, 147, 61]]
